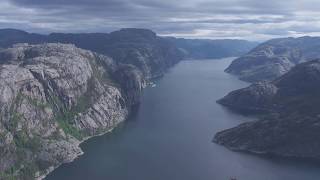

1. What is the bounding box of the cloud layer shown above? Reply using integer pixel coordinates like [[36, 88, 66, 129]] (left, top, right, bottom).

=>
[[1, 0, 320, 40]]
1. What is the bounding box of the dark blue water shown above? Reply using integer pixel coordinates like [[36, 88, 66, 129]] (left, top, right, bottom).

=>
[[46, 58, 320, 180]]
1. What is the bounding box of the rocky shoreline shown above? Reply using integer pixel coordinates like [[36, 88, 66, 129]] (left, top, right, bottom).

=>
[[37, 127, 117, 180], [39, 81, 158, 180], [214, 59, 320, 161], [0, 43, 148, 179]]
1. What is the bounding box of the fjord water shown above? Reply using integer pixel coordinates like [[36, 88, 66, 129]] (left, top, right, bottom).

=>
[[46, 58, 320, 180]]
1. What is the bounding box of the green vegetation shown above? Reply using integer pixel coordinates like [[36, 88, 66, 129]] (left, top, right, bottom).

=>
[[50, 58, 120, 140], [56, 114, 83, 140], [0, 167, 17, 180], [44, 92, 84, 140], [24, 95, 50, 110], [74, 80, 95, 114], [1, 92, 41, 179], [0, 160, 40, 180], [14, 131, 41, 152], [7, 93, 23, 131], [0, 132, 6, 142], [19, 162, 39, 180], [90, 56, 119, 87], [1, 59, 118, 178], [49, 92, 92, 140], [7, 112, 22, 131]]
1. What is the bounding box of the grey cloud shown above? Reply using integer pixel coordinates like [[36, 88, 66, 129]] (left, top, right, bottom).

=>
[[2, 0, 320, 40]]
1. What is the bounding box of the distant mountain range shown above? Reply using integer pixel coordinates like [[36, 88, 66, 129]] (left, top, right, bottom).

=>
[[225, 36, 320, 82], [215, 59, 320, 160], [0, 28, 257, 78], [167, 37, 258, 59], [0, 28, 184, 79]]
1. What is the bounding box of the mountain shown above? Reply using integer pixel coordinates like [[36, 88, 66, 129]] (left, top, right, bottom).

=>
[[0, 28, 184, 79], [225, 36, 320, 82], [214, 59, 320, 160], [0, 29, 47, 47], [167, 37, 258, 59], [0, 29, 188, 179], [48, 29, 185, 79], [0, 29, 257, 79], [0, 43, 145, 179], [0, 28, 257, 179]]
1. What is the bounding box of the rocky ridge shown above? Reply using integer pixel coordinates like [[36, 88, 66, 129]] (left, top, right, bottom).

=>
[[0, 43, 145, 179], [215, 59, 320, 160], [225, 36, 320, 82]]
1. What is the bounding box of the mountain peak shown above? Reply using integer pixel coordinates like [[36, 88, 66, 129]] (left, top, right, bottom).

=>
[[0, 28, 28, 35]]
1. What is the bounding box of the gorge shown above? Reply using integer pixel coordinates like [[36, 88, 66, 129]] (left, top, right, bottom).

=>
[[2, 27, 320, 180], [0, 28, 256, 179], [45, 59, 320, 180], [3, 0, 320, 179]]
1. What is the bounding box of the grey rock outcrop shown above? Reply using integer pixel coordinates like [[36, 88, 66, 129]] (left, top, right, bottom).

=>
[[225, 36, 320, 82], [215, 59, 320, 160], [214, 115, 320, 160], [217, 81, 278, 113], [0, 43, 144, 179]]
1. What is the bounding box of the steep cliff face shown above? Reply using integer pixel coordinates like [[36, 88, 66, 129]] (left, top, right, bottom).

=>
[[215, 59, 320, 160], [0, 43, 144, 179], [225, 36, 320, 82]]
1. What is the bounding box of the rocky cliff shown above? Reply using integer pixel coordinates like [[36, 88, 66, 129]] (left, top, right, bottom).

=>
[[225, 36, 320, 82], [215, 59, 320, 160], [0, 43, 145, 179]]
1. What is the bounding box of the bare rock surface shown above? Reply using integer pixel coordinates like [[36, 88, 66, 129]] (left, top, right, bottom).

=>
[[215, 59, 320, 160], [226, 36, 320, 82], [0, 43, 144, 179]]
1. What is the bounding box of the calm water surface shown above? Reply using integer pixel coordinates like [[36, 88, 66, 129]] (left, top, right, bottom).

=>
[[46, 58, 320, 180]]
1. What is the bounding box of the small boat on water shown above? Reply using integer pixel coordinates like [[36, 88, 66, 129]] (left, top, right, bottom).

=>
[[148, 82, 157, 88]]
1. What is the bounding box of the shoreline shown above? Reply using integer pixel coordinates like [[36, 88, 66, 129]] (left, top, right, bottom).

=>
[[37, 127, 117, 180], [38, 82, 153, 180]]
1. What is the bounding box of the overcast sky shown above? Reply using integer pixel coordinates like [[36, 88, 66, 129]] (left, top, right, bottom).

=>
[[1, 0, 320, 41]]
